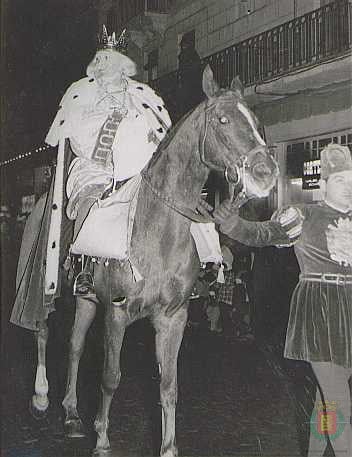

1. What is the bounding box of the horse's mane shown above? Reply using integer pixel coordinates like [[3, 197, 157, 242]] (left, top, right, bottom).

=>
[[145, 103, 204, 171], [145, 88, 238, 173]]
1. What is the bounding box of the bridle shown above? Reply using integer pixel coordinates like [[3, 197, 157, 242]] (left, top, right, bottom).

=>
[[199, 101, 256, 203], [141, 100, 260, 222]]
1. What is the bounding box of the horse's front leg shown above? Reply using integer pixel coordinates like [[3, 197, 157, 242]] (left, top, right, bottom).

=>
[[31, 320, 49, 417], [62, 296, 97, 438], [94, 305, 127, 454], [153, 307, 188, 457]]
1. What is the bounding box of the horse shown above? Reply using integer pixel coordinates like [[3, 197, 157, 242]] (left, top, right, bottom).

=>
[[23, 65, 279, 456]]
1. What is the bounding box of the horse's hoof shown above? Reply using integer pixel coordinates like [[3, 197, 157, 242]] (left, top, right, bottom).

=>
[[92, 448, 112, 456], [64, 418, 86, 439], [161, 445, 179, 457], [29, 396, 49, 420]]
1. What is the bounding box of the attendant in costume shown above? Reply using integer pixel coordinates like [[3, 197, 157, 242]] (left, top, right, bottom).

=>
[[45, 27, 171, 295], [213, 144, 352, 457]]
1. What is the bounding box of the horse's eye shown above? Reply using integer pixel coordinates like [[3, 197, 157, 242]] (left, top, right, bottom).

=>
[[219, 116, 229, 124]]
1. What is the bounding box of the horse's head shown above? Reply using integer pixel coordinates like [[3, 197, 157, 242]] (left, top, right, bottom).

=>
[[199, 65, 279, 199]]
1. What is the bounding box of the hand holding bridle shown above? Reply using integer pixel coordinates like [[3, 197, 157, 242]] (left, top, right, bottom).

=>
[[196, 192, 252, 228], [212, 199, 239, 226]]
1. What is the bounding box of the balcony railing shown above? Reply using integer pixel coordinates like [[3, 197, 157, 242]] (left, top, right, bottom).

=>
[[152, 0, 351, 103], [207, 0, 351, 87], [108, 0, 172, 32]]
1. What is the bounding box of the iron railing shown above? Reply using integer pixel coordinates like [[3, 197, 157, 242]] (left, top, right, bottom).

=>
[[152, 0, 351, 98]]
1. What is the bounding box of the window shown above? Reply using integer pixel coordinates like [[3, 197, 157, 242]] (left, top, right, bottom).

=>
[[286, 142, 306, 178], [147, 49, 159, 81], [239, 0, 252, 17], [287, 131, 352, 179], [285, 130, 352, 197]]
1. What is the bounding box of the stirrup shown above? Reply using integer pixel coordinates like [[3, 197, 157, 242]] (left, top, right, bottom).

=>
[[73, 271, 95, 297]]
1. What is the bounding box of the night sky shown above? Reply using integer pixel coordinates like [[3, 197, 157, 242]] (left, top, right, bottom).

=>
[[3, 0, 99, 160]]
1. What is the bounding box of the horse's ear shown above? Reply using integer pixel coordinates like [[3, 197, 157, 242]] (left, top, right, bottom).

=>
[[230, 75, 244, 99], [202, 65, 220, 99]]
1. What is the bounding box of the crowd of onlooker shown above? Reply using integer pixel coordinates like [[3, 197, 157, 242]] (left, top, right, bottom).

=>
[[188, 246, 254, 341], [186, 233, 299, 348], [0, 205, 29, 255]]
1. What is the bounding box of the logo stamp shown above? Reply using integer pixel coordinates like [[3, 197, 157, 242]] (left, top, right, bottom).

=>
[[310, 400, 346, 441]]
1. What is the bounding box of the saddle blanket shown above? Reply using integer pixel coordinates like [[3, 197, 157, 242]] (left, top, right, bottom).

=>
[[71, 174, 142, 260], [190, 222, 223, 265], [71, 174, 223, 277]]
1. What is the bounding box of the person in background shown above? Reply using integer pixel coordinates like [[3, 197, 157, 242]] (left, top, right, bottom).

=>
[[177, 34, 203, 117], [231, 265, 252, 339], [213, 143, 352, 457], [215, 246, 236, 338], [206, 293, 222, 333], [192, 263, 220, 333], [0, 205, 11, 248], [188, 268, 212, 330]]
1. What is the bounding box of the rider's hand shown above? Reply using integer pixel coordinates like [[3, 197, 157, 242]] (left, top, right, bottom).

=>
[[196, 199, 215, 220]]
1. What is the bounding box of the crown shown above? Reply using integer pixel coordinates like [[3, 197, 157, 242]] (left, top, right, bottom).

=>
[[98, 25, 128, 53]]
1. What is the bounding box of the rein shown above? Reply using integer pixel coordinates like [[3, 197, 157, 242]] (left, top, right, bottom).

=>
[[140, 102, 223, 224], [141, 171, 214, 223]]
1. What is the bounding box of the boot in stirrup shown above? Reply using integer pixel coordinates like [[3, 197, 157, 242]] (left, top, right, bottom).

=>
[[73, 256, 95, 297]]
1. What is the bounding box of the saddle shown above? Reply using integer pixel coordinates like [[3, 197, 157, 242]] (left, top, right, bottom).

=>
[[71, 174, 142, 260], [70, 173, 223, 277]]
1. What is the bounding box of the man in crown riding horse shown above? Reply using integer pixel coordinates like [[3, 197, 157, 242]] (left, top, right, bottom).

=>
[[11, 27, 172, 330], [45, 26, 172, 296]]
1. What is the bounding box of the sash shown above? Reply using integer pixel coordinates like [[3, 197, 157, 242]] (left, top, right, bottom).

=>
[[91, 109, 126, 167]]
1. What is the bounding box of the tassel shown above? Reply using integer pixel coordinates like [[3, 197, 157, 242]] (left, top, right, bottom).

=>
[[63, 254, 71, 271], [129, 260, 143, 282], [217, 264, 225, 283]]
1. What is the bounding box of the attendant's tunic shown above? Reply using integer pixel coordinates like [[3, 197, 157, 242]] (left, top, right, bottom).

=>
[[220, 202, 352, 368]]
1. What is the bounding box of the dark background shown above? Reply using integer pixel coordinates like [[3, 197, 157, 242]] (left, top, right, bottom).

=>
[[1, 0, 98, 176]]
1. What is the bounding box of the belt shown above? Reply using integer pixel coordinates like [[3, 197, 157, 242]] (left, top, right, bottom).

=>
[[113, 178, 130, 191], [101, 178, 130, 200], [300, 273, 352, 284]]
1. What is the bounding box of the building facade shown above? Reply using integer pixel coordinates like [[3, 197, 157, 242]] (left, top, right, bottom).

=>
[[101, 0, 352, 210]]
